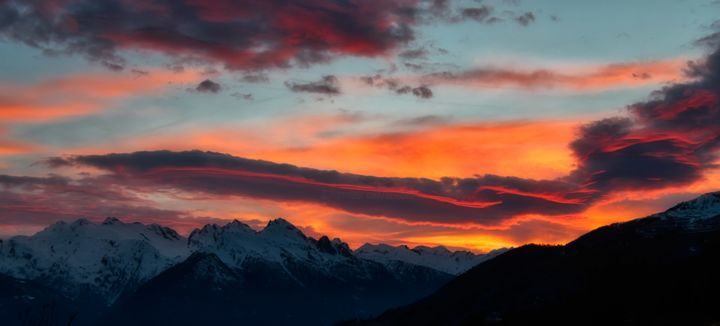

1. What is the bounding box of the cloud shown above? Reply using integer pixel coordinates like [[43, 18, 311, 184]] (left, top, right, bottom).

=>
[[399, 48, 429, 60], [230, 92, 254, 101], [395, 85, 434, 99], [67, 118, 578, 180], [0, 172, 231, 233], [514, 12, 535, 26], [0, 128, 37, 154], [44, 39, 720, 227], [285, 75, 341, 95], [421, 59, 687, 91], [411, 85, 433, 99], [360, 74, 434, 99], [461, 6, 493, 23], [424, 2, 500, 25], [392, 115, 450, 127], [195, 79, 222, 93], [0, 0, 420, 71], [0, 69, 202, 122], [240, 74, 270, 83], [0, 173, 179, 221], [567, 46, 720, 193], [51, 150, 590, 226]]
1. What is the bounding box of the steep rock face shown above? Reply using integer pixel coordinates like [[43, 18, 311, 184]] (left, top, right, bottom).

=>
[[356, 243, 508, 275], [0, 217, 189, 304]]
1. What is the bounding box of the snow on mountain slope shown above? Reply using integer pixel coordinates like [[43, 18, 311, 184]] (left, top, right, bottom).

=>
[[0, 216, 458, 304], [663, 192, 720, 220], [188, 218, 368, 282], [0, 217, 189, 304], [355, 243, 508, 275]]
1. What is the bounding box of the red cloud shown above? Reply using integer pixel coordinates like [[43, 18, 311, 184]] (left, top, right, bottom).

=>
[[0, 0, 419, 70]]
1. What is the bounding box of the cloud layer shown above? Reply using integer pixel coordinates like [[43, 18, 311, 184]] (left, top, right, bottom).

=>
[[0, 0, 420, 71], [36, 42, 719, 226], [49, 150, 585, 225]]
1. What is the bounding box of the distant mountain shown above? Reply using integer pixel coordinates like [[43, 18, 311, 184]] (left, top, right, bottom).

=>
[[353, 192, 720, 325], [0, 217, 189, 304], [105, 219, 452, 325], [0, 217, 454, 325], [356, 243, 508, 275]]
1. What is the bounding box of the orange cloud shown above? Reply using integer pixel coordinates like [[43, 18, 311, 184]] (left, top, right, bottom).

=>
[[0, 127, 38, 155], [72, 118, 580, 180], [0, 69, 202, 122], [0, 139, 37, 155]]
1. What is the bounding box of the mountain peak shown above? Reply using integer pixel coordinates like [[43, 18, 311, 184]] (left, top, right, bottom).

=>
[[71, 218, 91, 227], [261, 218, 306, 239], [412, 245, 452, 255], [223, 220, 254, 232], [355, 243, 497, 275], [664, 191, 720, 220], [314, 236, 353, 257], [265, 217, 295, 228], [103, 217, 122, 225]]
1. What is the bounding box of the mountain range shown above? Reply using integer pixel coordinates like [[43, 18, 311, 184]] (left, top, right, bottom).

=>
[[0, 216, 488, 325], [2, 192, 720, 325]]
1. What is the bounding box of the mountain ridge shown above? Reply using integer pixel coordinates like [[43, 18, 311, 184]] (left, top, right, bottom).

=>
[[352, 191, 720, 325]]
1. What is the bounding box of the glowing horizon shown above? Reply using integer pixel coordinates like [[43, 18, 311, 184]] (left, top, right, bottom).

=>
[[1, 0, 719, 253]]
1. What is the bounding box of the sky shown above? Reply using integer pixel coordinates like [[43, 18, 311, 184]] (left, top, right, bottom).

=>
[[1, 0, 719, 252]]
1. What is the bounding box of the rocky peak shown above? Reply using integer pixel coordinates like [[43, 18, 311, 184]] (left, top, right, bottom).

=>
[[314, 236, 353, 257]]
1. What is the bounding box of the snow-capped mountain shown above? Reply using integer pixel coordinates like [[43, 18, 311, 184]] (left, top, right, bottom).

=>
[[188, 218, 341, 268], [356, 243, 507, 275], [0, 216, 457, 308], [102, 219, 454, 326], [0, 217, 189, 304], [188, 218, 430, 287], [662, 191, 720, 220]]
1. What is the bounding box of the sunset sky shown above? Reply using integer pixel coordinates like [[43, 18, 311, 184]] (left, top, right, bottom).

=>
[[1, 0, 719, 252]]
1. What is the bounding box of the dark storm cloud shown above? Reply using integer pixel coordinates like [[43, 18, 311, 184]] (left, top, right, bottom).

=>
[[0, 0, 420, 71], [285, 75, 341, 95], [196, 79, 222, 93]]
